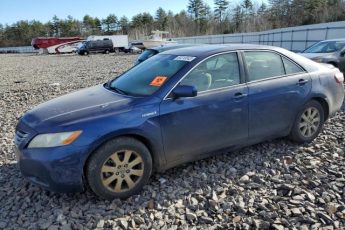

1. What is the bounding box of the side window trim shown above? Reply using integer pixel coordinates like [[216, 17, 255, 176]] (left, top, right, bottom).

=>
[[239, 51, 250, 83], [281, 55, 287, 75], [164, 51, 244, 100], [237, 50, 246, 84]]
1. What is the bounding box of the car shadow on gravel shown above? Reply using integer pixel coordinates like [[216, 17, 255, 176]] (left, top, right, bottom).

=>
[[0, 137, 306, 228]]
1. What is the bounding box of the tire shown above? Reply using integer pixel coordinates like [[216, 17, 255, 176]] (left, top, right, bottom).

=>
[[289, 100, 325, 143], [86, 137, 152, 200], [84, 51, 88, 55], [105, 50, 109, 54]]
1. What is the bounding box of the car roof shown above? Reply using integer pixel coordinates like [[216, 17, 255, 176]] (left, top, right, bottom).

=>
[[150, 44, 199, 52], [163, 44, 280, 57], [160, 43, 321, 73]]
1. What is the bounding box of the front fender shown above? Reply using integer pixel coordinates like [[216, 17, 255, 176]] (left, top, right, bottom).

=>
[[81, 117, 166, 172]]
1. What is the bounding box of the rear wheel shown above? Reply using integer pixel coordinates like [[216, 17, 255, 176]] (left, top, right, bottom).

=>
[[86, 137, 152, 200], [83, 51, 88, 55], [289, 100, 324, 143], [105, 50, 110, 54]]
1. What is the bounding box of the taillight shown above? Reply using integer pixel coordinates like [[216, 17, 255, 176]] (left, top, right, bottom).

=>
[[335, 72, 344, 84]]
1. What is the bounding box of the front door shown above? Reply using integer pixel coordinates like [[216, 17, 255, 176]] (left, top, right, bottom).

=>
[[159, 52, 249, 164]]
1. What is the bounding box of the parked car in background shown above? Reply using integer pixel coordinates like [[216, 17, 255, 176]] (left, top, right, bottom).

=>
[[134, 44, 199, 65], [15, 44, 344, 199], [300, 39, 345, 72], [77, 39, 113, 55]]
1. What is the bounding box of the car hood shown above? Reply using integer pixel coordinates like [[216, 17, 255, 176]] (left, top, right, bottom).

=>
[[21, 84, 135, 129], [299, 52, 335, 59]]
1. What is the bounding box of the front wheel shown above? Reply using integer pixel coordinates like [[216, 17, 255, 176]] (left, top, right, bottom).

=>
[[289, 100, 325, 143], [86, 137, 152, 200]]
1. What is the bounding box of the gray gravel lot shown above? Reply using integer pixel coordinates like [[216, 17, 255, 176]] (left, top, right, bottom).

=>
[[0, 53, 344, 229]]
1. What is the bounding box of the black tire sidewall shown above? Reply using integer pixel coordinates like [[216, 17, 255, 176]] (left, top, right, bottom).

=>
[[86, 137, 152, 200], [290, 100, 325, 143]]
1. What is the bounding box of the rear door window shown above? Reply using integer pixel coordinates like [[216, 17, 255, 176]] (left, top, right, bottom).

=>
[[244, 51, 285, 81]]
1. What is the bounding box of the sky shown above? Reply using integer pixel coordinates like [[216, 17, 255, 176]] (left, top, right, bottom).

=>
[[0, 0, 218, 25]]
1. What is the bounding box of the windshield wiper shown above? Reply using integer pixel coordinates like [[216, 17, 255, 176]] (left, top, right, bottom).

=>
[[110, 86, 129, 95], [105, 79, 112, 88], [104, 79, 130, 96]]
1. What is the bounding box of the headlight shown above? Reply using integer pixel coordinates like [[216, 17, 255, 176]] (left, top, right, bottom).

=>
[[28, 131, 82, 148]]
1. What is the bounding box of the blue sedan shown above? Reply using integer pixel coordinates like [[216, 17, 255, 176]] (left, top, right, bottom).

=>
[[15, 44, 344, 199]]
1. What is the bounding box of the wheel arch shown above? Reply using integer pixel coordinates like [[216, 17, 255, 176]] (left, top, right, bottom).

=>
[[310, 96, 329, 120], [82, 131, 162, 182]]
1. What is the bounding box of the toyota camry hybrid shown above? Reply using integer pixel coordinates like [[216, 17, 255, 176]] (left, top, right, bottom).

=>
[[14, 44, 344, 199]]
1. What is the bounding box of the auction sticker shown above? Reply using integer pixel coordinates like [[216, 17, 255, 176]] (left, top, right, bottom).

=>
[[174, 56, 196, 62], [150, 76, 168, 87]]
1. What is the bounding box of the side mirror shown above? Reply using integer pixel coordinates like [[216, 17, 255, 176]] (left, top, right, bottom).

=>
[[172, 85, 197, 99]]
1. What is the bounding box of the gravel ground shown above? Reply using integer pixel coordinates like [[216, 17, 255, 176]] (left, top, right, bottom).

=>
[[0, 53, 344, 230]]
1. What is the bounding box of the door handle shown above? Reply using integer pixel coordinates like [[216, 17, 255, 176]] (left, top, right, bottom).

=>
[[234, 92, 247, 99], [297, 79, 309, 85]]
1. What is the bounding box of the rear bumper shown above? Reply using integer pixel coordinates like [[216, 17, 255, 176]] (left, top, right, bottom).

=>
[[16, 144, 89, 193], [329, 84, 344, 116]]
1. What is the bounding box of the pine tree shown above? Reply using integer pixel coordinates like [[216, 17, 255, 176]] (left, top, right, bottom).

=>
[[51, 15, 60, 36], [83, 15, 95, 35], [102, 14, 118, 34], [214, 0, 229, 22], [188, 0, 208, 34], [155, 7, 168, 30], [199, 2, 211, 33], [233, 5, 243, 32], [119, 16, 129, 34], [242, 0, 253, 14], [187, 0, 204, 20]]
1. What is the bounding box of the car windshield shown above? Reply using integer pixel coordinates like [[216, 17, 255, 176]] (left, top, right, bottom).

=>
[[78, 42, 86, 48], [137, 49, 158, 63], [303, 41, 345, 53], [110, 54, 191, 96]]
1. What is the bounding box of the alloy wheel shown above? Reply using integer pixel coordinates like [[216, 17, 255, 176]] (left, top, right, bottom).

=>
[[101, 150, 144, 193], [299, 107, 320, 138]]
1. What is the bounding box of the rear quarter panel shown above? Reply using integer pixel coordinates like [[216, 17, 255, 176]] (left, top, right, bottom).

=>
[[310, 67, 344, 116]]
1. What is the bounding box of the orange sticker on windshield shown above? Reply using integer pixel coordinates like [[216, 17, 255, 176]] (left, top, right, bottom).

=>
[[150, 76, 167, 87]]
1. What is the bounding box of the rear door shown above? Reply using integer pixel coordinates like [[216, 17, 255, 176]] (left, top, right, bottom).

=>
[[159, 52, 249, 164], [242, 50, 311, 140]]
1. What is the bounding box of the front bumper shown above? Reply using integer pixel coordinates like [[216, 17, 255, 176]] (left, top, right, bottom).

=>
[[16, 144, 89, 193]]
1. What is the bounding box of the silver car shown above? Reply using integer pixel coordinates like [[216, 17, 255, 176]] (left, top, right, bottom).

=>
[[300, 39, 345, 72]]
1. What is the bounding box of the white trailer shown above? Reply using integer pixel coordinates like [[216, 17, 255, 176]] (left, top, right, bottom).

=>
[[87, 35, 129, 52]]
